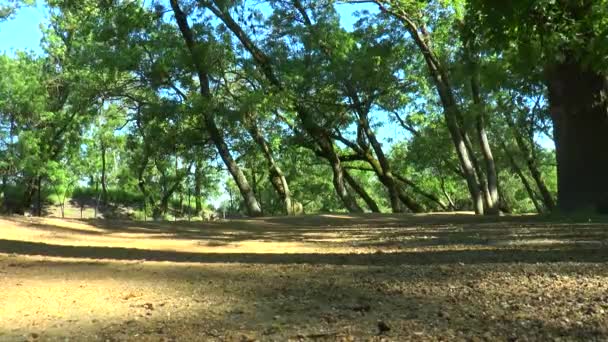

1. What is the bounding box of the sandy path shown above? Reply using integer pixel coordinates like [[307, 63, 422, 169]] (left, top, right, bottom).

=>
[[1, 214, 608, 341]]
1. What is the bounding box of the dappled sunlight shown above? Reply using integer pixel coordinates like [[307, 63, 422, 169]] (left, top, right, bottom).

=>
[[2, 214, 608, 340], [3, 252, 608, 340]]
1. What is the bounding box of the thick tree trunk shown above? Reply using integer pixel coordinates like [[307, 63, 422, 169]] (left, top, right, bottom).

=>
[[439, 177, 457, 211], [244, 115, 294, 215], [22, 176, 37, 214], [445, 112, 485, 214], [210, 126, 262, 216], [137, 154, 149, 221], [327, 150, 364, 213], [343, 169, 380, 213], [394, 174, 448, 211], [171, 0, 262, 217], [547, 62, 608, 212]]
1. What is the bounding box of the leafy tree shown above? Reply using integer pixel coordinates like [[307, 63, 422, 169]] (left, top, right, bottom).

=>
[[468, 0, 608, 212]]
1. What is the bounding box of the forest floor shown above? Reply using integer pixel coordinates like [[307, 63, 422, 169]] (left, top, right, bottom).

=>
[[1, 213, 608, 341]]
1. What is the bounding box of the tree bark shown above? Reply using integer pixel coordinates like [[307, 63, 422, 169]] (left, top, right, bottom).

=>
[[353, 96, 404, 213], [244, 113, 294, 215], [360, 130, 401, 212], [325, 145, 364, 213], [394, 174, 448, 211], [343, 169, 381, 213], [36, 176, 42, 217], [22, 176, 37, 214], [170, 0, 262, 217], [501, 141, 543, 214], [439, 177, 456, 210], [505, 112, 556, 211], [194, 161, 202, 215], [547, 62, 608, 212], [100, 141, 108, 206], [471, 74, 500, 215]]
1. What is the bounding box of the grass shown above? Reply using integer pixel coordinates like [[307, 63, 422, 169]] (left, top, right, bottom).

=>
[[1, 213, 607, 341]]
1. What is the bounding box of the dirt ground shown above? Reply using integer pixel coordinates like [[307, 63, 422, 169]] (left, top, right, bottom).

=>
[[1, 213, 608, 341]]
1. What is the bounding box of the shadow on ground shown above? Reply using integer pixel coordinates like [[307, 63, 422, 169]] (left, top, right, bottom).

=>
[[1, 213, 607, 265], [2, 214, 608, 341]]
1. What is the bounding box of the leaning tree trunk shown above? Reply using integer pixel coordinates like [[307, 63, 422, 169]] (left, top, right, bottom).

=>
[[501, 141, 544, 214], [245, 115, 294, 215], [505, 114, 556, 211], [100, 141, 108, 206], [394, 173, 448, 211], [471, 76, 500, 215], [326, 147, 364, 213], [547, 62, 608, 213], [36, 176, 42, 217], [194, 161, 202, 215], [22, 176, 37, 214], [355, 106, 405, 213], [373, 4, 485, 214], [171, 0, 262, 217], [343, 169, 380, 213]]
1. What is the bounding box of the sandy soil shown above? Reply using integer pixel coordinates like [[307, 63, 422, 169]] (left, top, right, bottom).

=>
[[1, 213, 608, 341]]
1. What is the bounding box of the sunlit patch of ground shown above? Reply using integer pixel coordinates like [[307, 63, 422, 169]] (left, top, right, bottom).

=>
[[1, 213, 608, 341]]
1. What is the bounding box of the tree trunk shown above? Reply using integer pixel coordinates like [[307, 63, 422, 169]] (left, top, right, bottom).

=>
[[170, 0, 262, 217], [501, 141, 543, 214], [100, 142, 108, 206], [439, 177, 457, 211], [505, 113, 556, 211], [194, 161, 202, 215], [355, 106, 404, 213], [36, 176, 42, 217], [444, 111, 484, 214], [327, 149, 364, 213], [374, 5, 484, 214], [471, 75, 500, 215], [137, 155, 149, 221], [22, 176, 37, 214], [394, 173, 448, 211], [244, 115, 294, 215], [343, 169, 380, 213], [547, 62, 608, 213]]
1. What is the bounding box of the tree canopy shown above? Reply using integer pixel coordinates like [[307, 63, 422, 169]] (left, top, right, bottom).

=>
[[0, 0, 605, 218]]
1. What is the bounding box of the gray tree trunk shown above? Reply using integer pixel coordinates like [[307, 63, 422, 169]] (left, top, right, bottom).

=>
[[171, 0, 262, 217]]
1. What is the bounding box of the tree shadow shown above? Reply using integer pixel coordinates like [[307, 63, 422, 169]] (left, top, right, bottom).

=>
[[0, 238, 606, 265], [1, 256, 607, 341], [5, 214, 608, 252]]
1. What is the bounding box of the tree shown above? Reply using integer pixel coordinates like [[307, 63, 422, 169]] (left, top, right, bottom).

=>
[[469, 0, 608, 212], [169, 0, 263, 217]]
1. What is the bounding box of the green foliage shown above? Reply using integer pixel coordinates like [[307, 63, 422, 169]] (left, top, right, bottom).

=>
[[0, 0, 573, 218]]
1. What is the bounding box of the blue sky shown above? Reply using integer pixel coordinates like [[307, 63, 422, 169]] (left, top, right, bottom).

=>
[[0, 2, 47, 54], [0, 2, 376, 54]]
